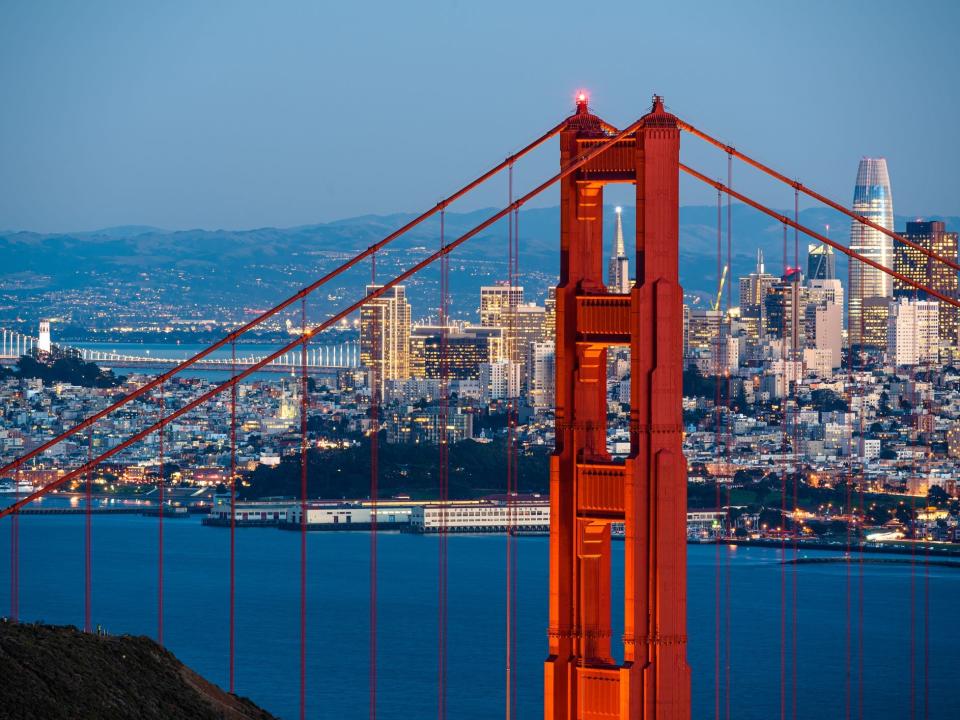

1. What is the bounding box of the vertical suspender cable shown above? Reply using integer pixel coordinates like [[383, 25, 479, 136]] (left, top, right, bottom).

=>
[[504, 162, 521, 720], [438, 209, 449, 720], [368, 253, 381, 720], [158, 381, 165, 645], [511, 197, 520, 718], [85, 428, 93, 632], [10, 464, 19, 621], [856, 259, 865, 720], [724, 153, 733, 720], [923, 531, 930, 720], [714, 186, 723, 720], [230, 339, 237, 693], [370, 254, 380, 720], [779, 221, 788, 720], [505, 163, 516, 720], [791, 187, 800, 720], [910, 492, 917, 720], [299, 298, 309, 720]]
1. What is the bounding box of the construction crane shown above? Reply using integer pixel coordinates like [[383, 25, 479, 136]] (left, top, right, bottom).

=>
[[713, 264, 728, 311]]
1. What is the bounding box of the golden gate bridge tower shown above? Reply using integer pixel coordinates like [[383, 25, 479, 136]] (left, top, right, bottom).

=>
[[546, 95, 690, 719]]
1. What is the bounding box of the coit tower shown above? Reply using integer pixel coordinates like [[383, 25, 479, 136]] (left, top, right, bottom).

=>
[[847, 157, 894, 348]]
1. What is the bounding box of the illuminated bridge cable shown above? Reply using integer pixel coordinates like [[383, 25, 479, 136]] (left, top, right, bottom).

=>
[[0, 118, 571, 482], [0, 113, 650, 521]]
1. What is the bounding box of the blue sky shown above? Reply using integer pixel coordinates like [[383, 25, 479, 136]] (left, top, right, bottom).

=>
[[1, 0, 958, 232]]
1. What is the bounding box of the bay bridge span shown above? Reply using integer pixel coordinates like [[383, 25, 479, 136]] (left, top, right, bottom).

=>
[[0, 327, 360, 372]]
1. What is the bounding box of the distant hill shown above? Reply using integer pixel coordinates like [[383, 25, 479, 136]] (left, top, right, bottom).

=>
[[2, 207, 957, 325], [0, 621, 275, 720]]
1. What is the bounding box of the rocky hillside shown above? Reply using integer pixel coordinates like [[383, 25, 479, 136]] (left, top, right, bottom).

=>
[[0, 621, 275, 720]]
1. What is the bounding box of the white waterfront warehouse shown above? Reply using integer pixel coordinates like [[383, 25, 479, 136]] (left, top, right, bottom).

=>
[[411, 497, 550, 533]]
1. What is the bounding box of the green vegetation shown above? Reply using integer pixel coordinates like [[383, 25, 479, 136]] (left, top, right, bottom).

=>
[[12, 353, 123, 388], [241, 437, 550, 501], [688, 474, 948, 530]]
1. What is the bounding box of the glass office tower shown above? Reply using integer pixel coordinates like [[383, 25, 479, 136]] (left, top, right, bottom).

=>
[[848, 158, 894, 348]]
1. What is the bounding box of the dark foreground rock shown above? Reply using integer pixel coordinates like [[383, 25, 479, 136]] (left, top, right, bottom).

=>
[[0, 620, 276, 720]]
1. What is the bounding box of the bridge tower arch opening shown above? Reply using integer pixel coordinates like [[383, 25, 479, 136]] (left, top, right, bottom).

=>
[[546, 94, 691, 720]]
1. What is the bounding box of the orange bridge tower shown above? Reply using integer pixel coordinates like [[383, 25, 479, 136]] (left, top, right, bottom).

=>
[[545, 95, 691, 720]]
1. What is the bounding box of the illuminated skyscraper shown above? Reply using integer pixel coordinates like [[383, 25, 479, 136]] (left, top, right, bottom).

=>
[[360, 284, 411, 397], [848, 158, 894, 348], [544, 287, 557, 343], [479, 283, 523, 326], [607, 206, 630, 294], [738, 249, 777, 338], [479, 283, 523, 362], [894, 220, 959, 346]]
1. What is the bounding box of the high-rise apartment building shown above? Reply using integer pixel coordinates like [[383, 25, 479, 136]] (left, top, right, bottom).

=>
[[480, 283, 524, 362], [848, 158, 894, 347], [607, 206, 630, 294], [684, 308, 723, 358], [479, 360, 521, 401], [360, 284, 411, 396], [480, 283, 524, 326], [763, 268, 806, 354], [887, 298, 940, 366], [528, 341, 556, 411], [544, 287, 557, 344], [410, 324, 505, 380], [861, 296, 891, 351], [894, 220, 959, 347]]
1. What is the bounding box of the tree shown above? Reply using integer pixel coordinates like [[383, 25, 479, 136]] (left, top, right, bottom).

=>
[[809, 389, 848, 413], [928, 485, 949, 506]]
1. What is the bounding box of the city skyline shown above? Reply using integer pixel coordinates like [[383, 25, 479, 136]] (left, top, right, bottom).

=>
[[4, 4, 960, 719]]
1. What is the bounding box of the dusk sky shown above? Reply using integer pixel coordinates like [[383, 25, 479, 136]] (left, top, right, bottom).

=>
[[2, 0, 958, 232]]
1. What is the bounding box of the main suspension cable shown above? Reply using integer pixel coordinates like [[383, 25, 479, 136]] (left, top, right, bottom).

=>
[[678, 120, 960, 275], [679, 165, 960, 312], [0, 118, 571, 481], [0, 114, 649, 518]]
